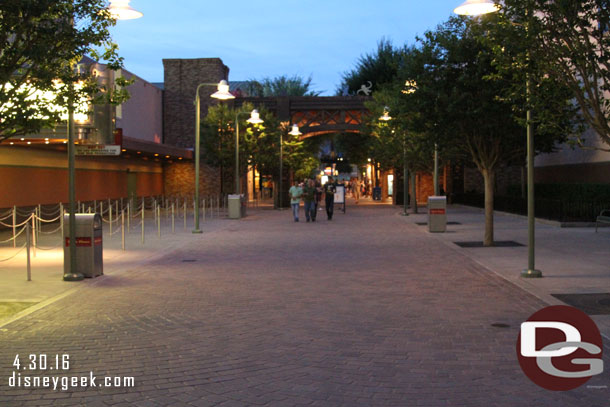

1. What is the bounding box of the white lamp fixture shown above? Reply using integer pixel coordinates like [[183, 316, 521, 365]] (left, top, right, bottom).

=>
[[379, 106, 392, 121], [246, 109, 263, 124], [211, 80, 235, 100], [288, 124, 302, 136], [108, 0, 143, 20], [454, 0, 500, 16]]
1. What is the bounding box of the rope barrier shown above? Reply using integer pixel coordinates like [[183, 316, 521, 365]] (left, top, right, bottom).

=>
[[101, 215, 121, 224], [39, 209, 61, 217], [131, 208, 144, 219], [0, 212, 14, 221], [109, 226, 122, 236], [39, 224, 63, 235], [39, 205, 61, 215], [36, 242, 62, 250], [0, 214, 33, 228], [0, 243, 27, 262], [34, 214, 62, 223], [16, 209, 35, 216], [0, 224, 28, 244]]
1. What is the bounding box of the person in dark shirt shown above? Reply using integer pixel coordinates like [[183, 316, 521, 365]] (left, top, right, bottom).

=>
[[303, 179, 317, 222], [323, 177, 337, 220]]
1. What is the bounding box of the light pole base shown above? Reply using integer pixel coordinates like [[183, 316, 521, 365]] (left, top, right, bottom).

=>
[[401, 211, 409, 216], [192, 229, 203, 234], [521, 269, 543, 278], [63, 272, 84, 282]]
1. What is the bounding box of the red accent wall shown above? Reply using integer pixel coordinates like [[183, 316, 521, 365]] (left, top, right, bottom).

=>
[[0, 167, 163, 208]]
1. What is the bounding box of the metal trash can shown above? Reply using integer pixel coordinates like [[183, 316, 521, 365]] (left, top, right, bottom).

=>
[[63, 213, 103, 278], [228, 194, 246, 219], [428, 196, 447, 233]]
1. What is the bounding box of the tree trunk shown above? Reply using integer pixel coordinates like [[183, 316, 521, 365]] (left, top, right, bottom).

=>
[[482, 168, 495, 247]]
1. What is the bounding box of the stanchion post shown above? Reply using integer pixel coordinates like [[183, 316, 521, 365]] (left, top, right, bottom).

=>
[[171, 203, 175, 234], [183, 199, 187, 230], [60, 203, 64, 237], [141, 203, 145, 244], [12, 205, 16, 248], [193, 198, 196, 225], [157, 205, 161, 238], [26, 222, 31, 282], [127, 200, 131, 231], [31, 215, 36, 257], [109, 201, 113, 237], [203, 198, 206, 221], [154, 199, 157, 225], [121, 210, 125, 251], [37, 204, 41, 240]]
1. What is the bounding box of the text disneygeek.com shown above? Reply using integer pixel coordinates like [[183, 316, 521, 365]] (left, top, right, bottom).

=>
[[8, 371, 135, 391], [7, 354, 134, 391]]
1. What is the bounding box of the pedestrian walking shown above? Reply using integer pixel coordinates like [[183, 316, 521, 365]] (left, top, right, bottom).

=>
[[323, 177, 337, 221], [351, 178, 360, 204], [303, 179, 317, 222], [288, 180, 303, 222]]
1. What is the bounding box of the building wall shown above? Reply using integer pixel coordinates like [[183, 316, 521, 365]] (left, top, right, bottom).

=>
[[0, 146, 163, 208], [535, 128, 610, 184], [163, 162, 221, 198], [535, 162, 610, 184], [163, 58, 230, 148], [115, 69, 163, 144]]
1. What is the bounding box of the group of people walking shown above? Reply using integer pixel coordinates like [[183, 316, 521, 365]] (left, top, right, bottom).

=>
[[288, 178, 337, 222]]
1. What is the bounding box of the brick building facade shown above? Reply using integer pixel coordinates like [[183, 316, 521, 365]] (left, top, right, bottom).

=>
[[161, 58, 231, 197]]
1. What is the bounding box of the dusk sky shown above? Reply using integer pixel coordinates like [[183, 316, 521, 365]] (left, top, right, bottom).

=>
[[111, 0, 465, 95]]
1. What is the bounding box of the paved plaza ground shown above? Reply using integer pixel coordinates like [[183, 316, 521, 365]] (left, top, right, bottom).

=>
[[1, 200, 610, 406]]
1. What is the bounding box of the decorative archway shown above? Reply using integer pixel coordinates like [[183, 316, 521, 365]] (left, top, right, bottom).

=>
[[233, 96, 370, 138]]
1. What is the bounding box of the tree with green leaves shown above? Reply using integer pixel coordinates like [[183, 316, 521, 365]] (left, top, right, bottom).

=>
[[413, 15, 579, 246], [0, 0, 128, 143], [497, 0, 610, 150], [201, 103, 318, 196], [338, 39, 412, 96], [243, 75, 321, 97]]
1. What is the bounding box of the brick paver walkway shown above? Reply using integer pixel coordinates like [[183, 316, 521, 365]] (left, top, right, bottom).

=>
[[1, 203, 608, 406]]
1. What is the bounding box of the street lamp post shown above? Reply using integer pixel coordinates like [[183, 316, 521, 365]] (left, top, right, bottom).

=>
[[278, 124, 302, 209], [192, 80, 234, 233], [433, 143, 439, 196], [454, 0, 541, 278], [234, 109, 264, 196], [64, 1, 143, 281], [379, 107, 409, 215], [63, 95, 82, 281]]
